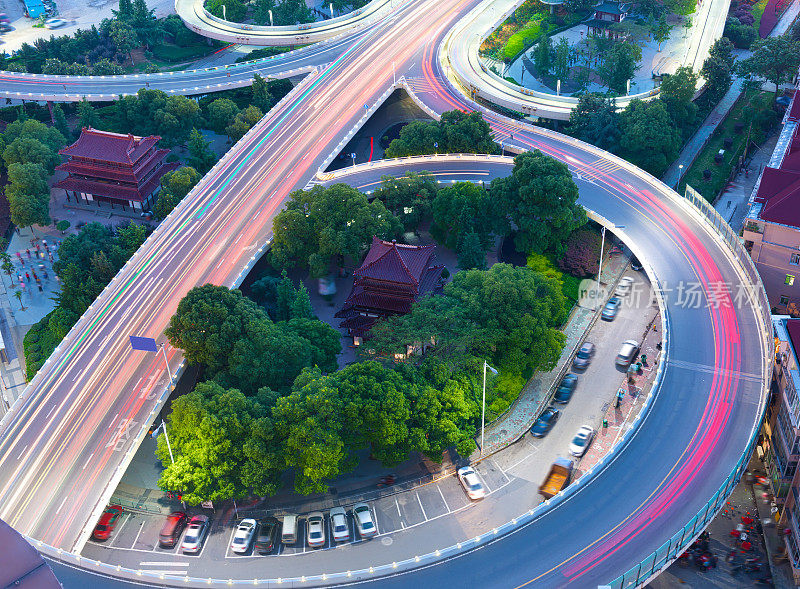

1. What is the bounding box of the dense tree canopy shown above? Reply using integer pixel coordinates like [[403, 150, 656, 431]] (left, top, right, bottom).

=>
[[431, 181, 504, 251], [659, 66, 699, 132], [597, 41, 641, 94], [737, 36, 800, 98], [372, 172, 438, 232], [270, 184, 401, 278], [565, 93, 620, 151], [617, 99, 681, 176], [490, 150, 586, 255], [154, 166, 201, 219], [384, 111, 499, 158]]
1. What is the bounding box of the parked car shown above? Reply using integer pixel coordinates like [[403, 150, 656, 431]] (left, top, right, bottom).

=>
[[92, 505, 123, 541], [615, 276, 635, 297], [353, 503, 377, 539], [615, 340, 640, 366], [329, 507, 350, 542], [254, 517, 280, 554], [158, 511, 188, 548], [457, 466, 486, 500], [601, 297, 621, 321], [630, 256, 643, 271], [569, 426, 595, 457], [230, 518, 257, 554], [44, 18, 66, 29], [307, 512, 325, 548], [553, 373, 578, 404], [530, 407, 560, 438], [181, 515, 210, 554], [573, 342, 595, 369]]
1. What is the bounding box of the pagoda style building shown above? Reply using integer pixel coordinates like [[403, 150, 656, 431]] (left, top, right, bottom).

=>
[[587, 0, 630, 39], [55, 128, 180, 213], [335, 237, 445, 339]]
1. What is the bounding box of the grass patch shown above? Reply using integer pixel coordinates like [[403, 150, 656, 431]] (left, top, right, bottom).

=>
[[752, 0, 770, 29], [679, 90, 778, 201], [150, 42, 226, 63], [526, 252, 582, 308], [505, 21, 545, 60]]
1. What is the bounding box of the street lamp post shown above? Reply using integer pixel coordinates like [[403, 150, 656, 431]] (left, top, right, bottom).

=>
[[159, 342, 175, 387], [268, 9, 273, 26], [675, 164, 684, 189], [481, 361, 498, 455], [596, 224, 625, 310]]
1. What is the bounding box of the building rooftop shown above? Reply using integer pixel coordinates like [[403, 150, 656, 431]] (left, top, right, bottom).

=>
[[59, 128, 161, 165], [594, 0, 629, 14], [355, 237, 437, 288]]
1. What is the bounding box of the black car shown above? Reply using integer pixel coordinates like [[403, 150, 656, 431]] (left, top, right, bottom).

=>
[[553, 374, 578, 404], [255, 517, 281, 554], [573, 342, 595, 369], [530, 407, 560, 438]]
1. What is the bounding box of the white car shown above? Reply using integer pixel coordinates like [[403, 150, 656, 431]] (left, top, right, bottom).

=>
[[181, 515, 209, 554], [353, 503, 376, 538], [307, 512, 325, 548], [569, 426, 595, 457], [230, 518, 256, 553], [457, 466, 485, 500], [44, 18, 66, 29], [615, 276, 635, 297], [329, 507, 350, 542]]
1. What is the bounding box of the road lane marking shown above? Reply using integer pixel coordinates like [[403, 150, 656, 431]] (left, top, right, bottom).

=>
[[394, 498, 405, 529], [16, 445, 27, 459], [81, 453, 94, 470], [45, 405, 55, 419], [437, 485, 450, 513], [139, 561, 191, 566], [415, 491, 427, 521], [131, 520, 145, 549], [109, 513, 131, 547], [55, 496, 69, 515]]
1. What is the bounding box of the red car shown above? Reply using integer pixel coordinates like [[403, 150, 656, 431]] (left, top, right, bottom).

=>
[[92, 505, 123, 540]]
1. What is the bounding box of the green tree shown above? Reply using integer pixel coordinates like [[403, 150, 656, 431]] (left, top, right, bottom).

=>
[[597, 41, 641, 94], [283, 317, 341, 373], [251, 73, 273, 112], [651, 16, 671, 51], [51, 103, 71, 140], [77, 100, 99, 130], [270, 183, 402, 278], [431, 181, 504, 250], [186, 128, 216, 174], [490, 150, 586, 255], [110, 21, 140, 63], [457, 230, 487, 270], [372, 171, 438, 232], [156, 381, 275, 504], [553, 37, 570, 82], [617, 99, 681, 176], [226, 105, 263, 142], [737, 36, 800, 100], [154, 166, 200, 219], [205, 98, 240, 136], [659, 65, 698, 130], [3, 137, 61, 173], [165, 284, 267, 373], [701, 40, 734, 105], [5, 162, 51, 229], [206, 0, 247, 21], [565, 93, 620, 151], [533, 36, 554, 75], [384, 111, 499, 158]]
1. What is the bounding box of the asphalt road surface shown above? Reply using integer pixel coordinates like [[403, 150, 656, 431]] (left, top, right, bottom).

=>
[[0, 0, 767, 586]]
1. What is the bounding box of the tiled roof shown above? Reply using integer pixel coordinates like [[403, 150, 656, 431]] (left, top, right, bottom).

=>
[[786, 319, 800, 360], [757, 124, 800, 226], [59, 127, 162, 165], [594, 0, 628, 14], [56, 148, 171, 183], [788, 90, 800, 122], [355, 237, 436, 288]]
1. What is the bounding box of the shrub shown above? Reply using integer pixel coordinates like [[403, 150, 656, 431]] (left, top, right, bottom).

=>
[[557, 229, 602, 277]]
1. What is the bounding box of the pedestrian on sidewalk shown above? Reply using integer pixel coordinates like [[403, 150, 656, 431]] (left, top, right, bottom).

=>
[[31, 271, 37, 281], [42, 240, 47, 248], [25, 273, 29, 282], [15, 252, 20, 261], [19, 259, 24, 267], [48, 254, 53, 263], [17, 274, 22, 283], [43, 271, 48, 280], [35, 244, 40, 252], [37, 283, 42, 293], [25, 249, 30, 258]]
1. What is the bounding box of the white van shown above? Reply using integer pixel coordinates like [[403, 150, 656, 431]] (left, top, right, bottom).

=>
[[281, 514, 298, 545]]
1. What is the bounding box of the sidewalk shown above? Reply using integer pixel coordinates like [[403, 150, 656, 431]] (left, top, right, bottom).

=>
[[478, 248, 632, 455], [662, 77, 745, 189], [577, 310, 662, 476]]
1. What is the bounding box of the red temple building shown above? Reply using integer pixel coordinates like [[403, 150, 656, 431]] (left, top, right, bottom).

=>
[[587, 0, 630, 39], [335, 237, 445, 339], [55, 128, 180, 213]]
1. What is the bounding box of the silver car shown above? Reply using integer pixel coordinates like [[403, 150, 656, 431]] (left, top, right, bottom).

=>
[[230, 518, 257, 554], [569, 426, 595, 457], [616, 340, 640, 366], [330, 507, 350, 542], [353, 503, 377, 539], [181, 515, 209, 554], [307, 512, 325, 548]]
